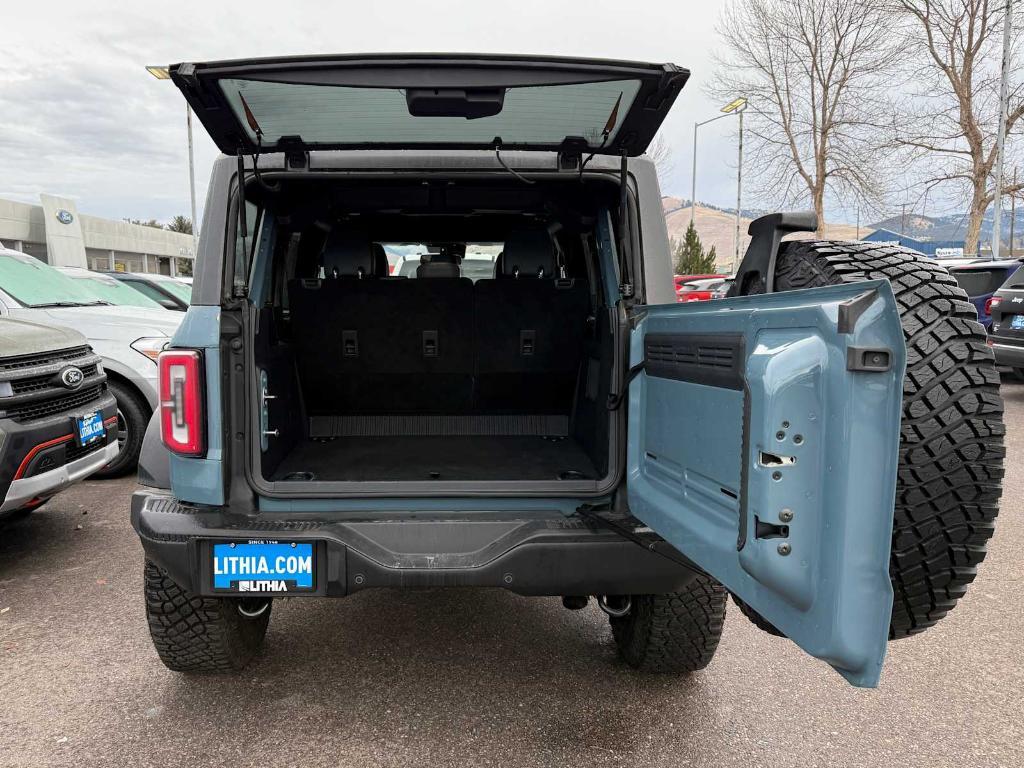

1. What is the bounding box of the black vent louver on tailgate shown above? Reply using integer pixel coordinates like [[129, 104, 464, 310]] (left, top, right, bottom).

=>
[[644, 333, 745, 390]]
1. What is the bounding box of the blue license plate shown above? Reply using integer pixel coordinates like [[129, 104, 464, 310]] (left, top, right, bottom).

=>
[[75, 412, 105, 446], [1012, 315, 1024, 330], [212, 541, 315, 593]]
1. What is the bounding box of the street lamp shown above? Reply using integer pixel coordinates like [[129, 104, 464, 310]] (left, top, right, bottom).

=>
[[991, 0, 1013, 259], [690, 96, 748, 273], [146, 65, 198, 268]]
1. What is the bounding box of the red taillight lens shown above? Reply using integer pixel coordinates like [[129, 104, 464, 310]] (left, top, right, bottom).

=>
[[986, 296, 1002, 315], [158, 350, 205, 456]]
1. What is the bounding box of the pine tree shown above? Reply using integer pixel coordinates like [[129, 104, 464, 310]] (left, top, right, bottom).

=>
[[673, 222, 718, 274]]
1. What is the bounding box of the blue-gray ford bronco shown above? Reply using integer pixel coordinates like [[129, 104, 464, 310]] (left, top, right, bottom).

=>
[[132, 54, 1004, 687]]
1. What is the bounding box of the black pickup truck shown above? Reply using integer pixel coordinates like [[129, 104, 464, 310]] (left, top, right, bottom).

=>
[[0, 318, 118, 519]]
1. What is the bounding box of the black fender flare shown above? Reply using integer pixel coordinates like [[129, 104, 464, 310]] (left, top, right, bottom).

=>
[[137, 411, 171, 490]]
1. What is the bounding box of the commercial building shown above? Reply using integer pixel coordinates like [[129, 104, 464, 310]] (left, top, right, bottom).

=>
[[0, 194, 195, 275], [862, 228, 966, 258]]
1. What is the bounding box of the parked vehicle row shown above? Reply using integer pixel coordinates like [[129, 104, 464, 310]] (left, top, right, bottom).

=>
[[0, 244, 191, 520]]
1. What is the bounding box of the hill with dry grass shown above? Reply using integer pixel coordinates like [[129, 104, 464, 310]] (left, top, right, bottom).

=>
[[661, 197, 871, 272]]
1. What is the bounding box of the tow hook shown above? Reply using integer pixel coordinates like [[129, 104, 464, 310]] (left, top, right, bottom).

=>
[[597, 595, 632, 618], [237, 598, 271, 619]]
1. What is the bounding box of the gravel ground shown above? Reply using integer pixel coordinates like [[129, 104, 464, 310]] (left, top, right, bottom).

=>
[[1, 375, 1022, 768]]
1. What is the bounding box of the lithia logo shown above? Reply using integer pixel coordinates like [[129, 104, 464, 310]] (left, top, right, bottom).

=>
[[58, 366, 84, 389]]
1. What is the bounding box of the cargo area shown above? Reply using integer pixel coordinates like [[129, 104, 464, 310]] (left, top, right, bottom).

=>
[[245, 176, 622, 492]]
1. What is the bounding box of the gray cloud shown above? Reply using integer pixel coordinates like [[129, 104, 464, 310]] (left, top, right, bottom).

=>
[[0, 0, 757, 224]]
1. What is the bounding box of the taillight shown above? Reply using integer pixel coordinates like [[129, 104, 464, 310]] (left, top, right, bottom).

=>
[[986, 296, 1002, 315], [158, 350, 205, 456]]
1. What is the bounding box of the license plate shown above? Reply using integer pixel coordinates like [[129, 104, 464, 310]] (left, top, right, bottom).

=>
[[75, 412, 105, 446], [212, 541, 315, 593], [1012, 315, 1024, 330]]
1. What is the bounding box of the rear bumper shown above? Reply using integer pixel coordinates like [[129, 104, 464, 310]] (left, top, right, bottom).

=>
[[131, 490, 698, 597], [991, 340, 1024, 368]]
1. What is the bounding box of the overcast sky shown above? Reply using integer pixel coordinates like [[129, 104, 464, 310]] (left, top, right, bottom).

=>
[[1, 0, 772, 225]]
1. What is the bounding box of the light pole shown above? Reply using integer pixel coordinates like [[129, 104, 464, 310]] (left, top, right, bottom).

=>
[[146, 65, 198, 268], [720, 97, 748, 272], [991, 0, 1013, 260], [690, 97, 748, 272]]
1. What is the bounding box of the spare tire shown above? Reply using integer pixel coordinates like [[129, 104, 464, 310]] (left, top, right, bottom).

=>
[[736, 239, 1005, 639]]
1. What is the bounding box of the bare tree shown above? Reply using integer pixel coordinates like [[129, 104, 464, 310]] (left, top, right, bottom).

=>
[[712, 0, 897, 234], [883, 0, 1022, 254], [646, 135, 675, 190]]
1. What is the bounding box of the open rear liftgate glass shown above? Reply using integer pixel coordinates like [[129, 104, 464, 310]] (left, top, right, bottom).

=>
[[627, 282, 906, 688]]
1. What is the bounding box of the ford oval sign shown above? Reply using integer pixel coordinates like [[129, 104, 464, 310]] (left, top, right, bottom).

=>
[[56, 209, 74, 225], [59, 366, 85, 389]]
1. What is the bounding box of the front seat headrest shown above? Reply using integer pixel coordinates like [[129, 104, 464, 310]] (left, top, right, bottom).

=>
[[416, 253, 461, 279], [501, 228, 554, 278], [371, 243, 390, 276], [322, 227, 373, 278]]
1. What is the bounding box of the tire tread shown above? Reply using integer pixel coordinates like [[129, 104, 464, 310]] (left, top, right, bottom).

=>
[[144, 560, 270, 672], [770, 240, 1005, 639], [610, 573, 727, 673]]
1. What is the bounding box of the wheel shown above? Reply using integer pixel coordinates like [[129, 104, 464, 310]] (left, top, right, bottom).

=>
[[730, 594, 784, 637], [144, 560, 272, 672], [93, 381, 148, 478], [737, 240, 1005, 639], [1014, 368, 1024, 382], [609, 572, 727, 673]]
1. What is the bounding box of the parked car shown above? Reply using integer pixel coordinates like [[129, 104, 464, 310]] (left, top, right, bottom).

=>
[[711, 278, 734, 299], [0, 318, 117, 519], [677, 277, 730, 302], [55, 267, 167, 310], [987, 266, 1024, 379], [947, 259, 1023, 329], [674, 273, 726, 301], [105, 272, 193, 311], [132, 54, 1002, 690], [0, 246, 182, 476]]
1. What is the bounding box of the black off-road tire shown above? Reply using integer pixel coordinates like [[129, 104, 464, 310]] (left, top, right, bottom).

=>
[[144, 560, 271, 672], [610, 573, 727, 673], [93, 380, 148, 479], [740, 240, 1005, 639], [1013, 368, 1024, 382]]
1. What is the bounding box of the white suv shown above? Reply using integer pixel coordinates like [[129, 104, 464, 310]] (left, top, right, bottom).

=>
[[0, 246, 182, 476]]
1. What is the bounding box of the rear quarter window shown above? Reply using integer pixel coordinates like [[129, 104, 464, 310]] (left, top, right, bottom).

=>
[[950, 268, 1014, 297], [1003, 266, 1024, 289]]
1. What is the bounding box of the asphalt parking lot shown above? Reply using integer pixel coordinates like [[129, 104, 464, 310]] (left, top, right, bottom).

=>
[[1, 377, 1022, 768]]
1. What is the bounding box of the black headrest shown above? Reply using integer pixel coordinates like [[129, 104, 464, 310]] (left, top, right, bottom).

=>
[[322, 228, 373, 278], [501, 228, 554, 278], [371, 243, 389, 276], [416, 256, 461, 278]]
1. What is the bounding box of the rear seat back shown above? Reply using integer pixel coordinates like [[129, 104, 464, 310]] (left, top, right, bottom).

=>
[[290, 229, 474, 414], [290, 226, 588, 417], [474, 228, 589, 413]]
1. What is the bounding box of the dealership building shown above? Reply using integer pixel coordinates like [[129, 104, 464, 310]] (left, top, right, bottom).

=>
[[0, 194, 195, 275]]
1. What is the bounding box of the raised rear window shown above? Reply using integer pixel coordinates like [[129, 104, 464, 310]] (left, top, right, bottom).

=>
[[221, 78, 640, 148]]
